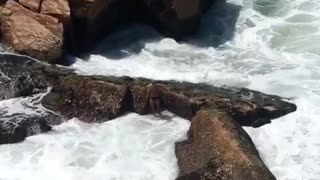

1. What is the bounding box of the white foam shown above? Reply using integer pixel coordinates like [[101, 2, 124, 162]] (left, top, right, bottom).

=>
[[0, 112, 190, 180]]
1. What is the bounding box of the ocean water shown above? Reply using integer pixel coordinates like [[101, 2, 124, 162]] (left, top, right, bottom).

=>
[[1, 0, 320, 179]]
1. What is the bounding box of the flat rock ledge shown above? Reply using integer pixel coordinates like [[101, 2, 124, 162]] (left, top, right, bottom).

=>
[[0, 54, 297, 179]]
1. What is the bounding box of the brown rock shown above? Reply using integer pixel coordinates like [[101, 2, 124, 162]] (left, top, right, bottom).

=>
[[175, 109, 276, 180], [0, 0, 63, 63], [40, 0, 71, 23], [163, 91, 197, 120], [42, 75, 131, 123], [19, 0, 42, 12], [131, 84, 149, 115], [143, 0, 201, 39]]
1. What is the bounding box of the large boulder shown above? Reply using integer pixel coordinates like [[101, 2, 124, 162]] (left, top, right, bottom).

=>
[[176, 109, 276, 180], [40, 0, 71, 24], [0, 0, 63, 63], [19, 0, 42, 12]]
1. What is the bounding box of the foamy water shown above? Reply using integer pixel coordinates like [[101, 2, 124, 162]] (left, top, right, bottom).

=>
[[1, 0, 320, 179], [0, 113, 189, 180]]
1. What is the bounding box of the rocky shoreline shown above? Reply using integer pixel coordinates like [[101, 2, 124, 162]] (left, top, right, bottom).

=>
[[0, 0, 298, 179], [0, 0, 220, 62], [0, 53, 296, 179]]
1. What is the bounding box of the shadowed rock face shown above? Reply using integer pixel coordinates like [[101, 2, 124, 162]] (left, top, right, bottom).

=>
[[175, 110, 276, 180], [0, 0, 219, 59]]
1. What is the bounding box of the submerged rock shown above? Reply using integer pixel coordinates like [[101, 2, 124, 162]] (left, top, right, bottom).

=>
[[0, 91, 63, 144], [0, 0, 63, 63], [175, 109, 276, 180], [0, 113, 57, 144]]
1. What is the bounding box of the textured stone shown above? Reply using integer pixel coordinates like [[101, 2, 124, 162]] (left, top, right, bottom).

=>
[[0, 0, 63, 62], [176, 110, 276, 180]]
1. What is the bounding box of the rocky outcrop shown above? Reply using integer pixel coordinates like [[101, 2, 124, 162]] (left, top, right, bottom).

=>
[[0, 0, 64, 63], [0, 54, 297, 126], [176, 110, 276, 180], [0, 0, 218, 59], [0, 54, 297, 178]]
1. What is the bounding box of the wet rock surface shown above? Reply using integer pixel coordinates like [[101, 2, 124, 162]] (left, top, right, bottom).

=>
[[0, 53, 296, 125], [175, 110, 276, 180], [0, 90, 63, 144], [0, 54, 297, 179]]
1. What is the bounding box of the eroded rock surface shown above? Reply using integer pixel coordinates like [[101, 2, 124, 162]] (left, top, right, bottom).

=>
[[41, 0, 71, 24], [19, 0, 42, 12], [0, 0, 63, 63], [0, 54, 297, 126], [176, 110, 276, 180], [42, 75, 131, 123]]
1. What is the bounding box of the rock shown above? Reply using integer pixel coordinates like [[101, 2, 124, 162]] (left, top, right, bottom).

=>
[[130, 83, 149, 115], [1, 0, 217, 57], [175, 109, 276, 180], [67, 0, 216, 55], [42, 75, 132, 123], [0, 54, 53, 99], [0, 0, 63, 63], [0, 54, 61, 100], [40, 0, 71, 24], [19, 0, 42, 12], [0, 95, 63, 145], [68, 0, 135, 54], [0, 54, 297, 127], [0, 114, 54, 144], [158, 81, 297, 126], [143, 0, 201, 39]]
